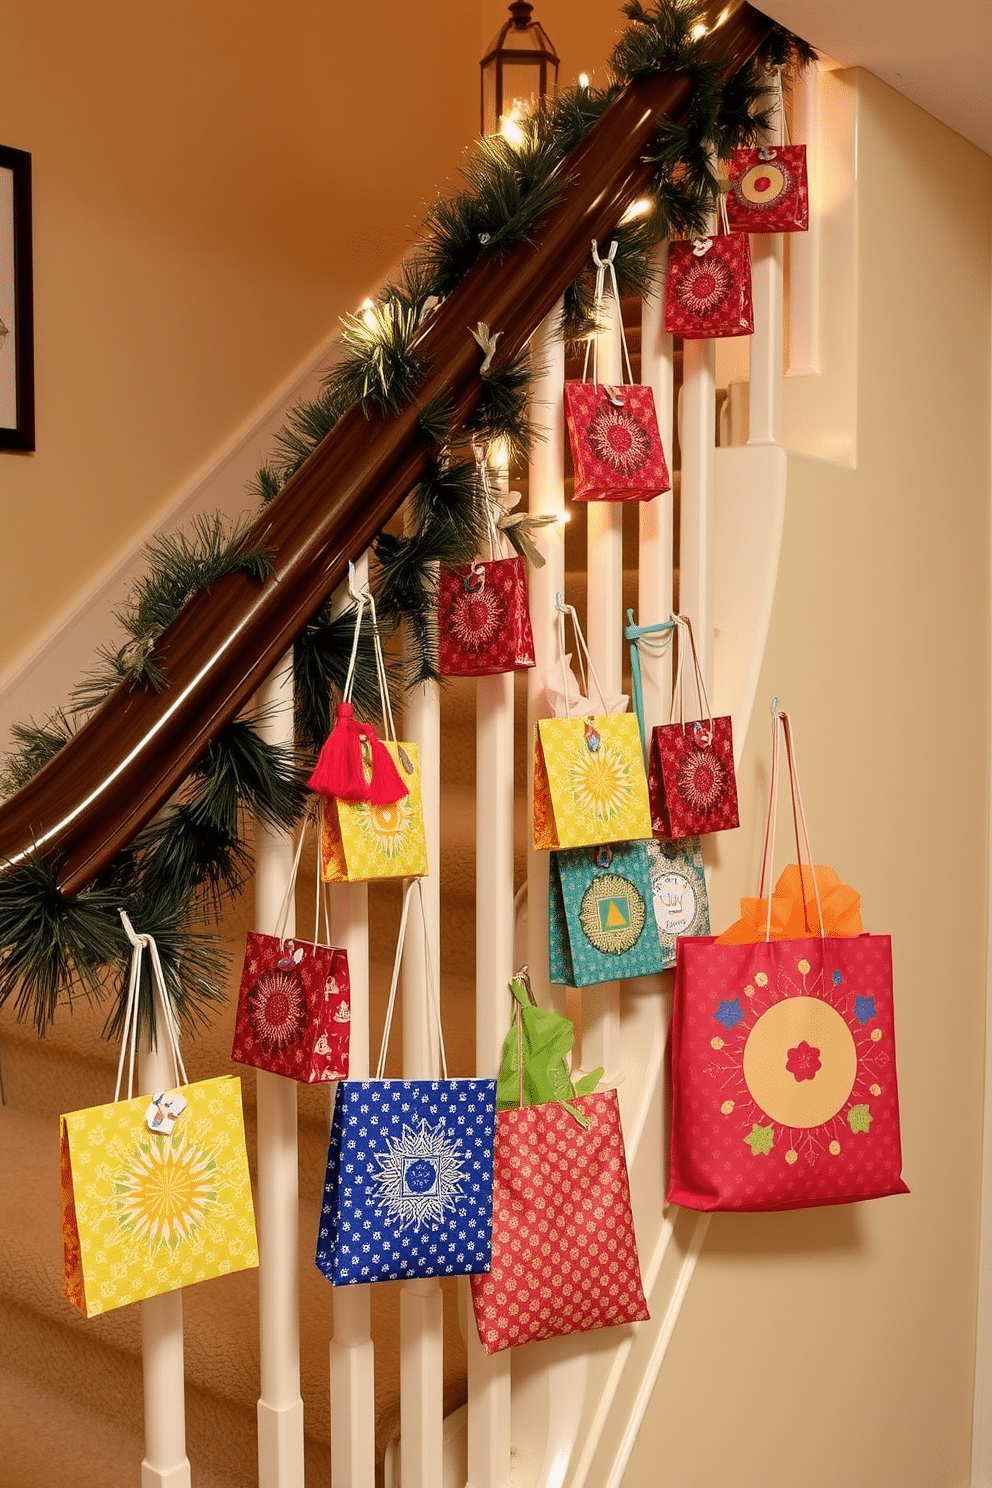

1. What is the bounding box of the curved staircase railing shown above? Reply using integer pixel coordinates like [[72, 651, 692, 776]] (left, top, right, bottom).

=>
[[0, 0, 777, 895]]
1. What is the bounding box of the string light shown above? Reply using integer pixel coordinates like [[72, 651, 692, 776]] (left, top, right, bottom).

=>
[[361, 298, 377, 329], [499, 105, 527, 148], [578, 72, 590, 88], [620, 197, 653, 224]]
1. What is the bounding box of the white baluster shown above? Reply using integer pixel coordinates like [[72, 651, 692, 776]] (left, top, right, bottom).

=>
[[582, 282, 624, 1083], [749, 71, 785, 446], [639, 248, 675, 691], [786, 64, 821, 377], [400, 676, 444, 1488], [526, 308, 566, 1008], [255, 660, 306, 1488], [327, 558, 377, 1488], [139, 1028, 192, 1488], [679, 339, 716, 686]]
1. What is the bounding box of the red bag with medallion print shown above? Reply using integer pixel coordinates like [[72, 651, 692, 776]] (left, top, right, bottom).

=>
[[231, 824, 351, 1083], [725, 144, 809, 233], [564, 240, 671, 502], [648, 615, 739, 838], [470, 1089, 649, 1353], [668, 707, 909, 1212], [438, 471, 536, 676], [664, 206, 754, 340]]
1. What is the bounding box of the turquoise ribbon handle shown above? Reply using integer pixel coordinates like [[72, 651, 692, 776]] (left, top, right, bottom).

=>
[[624, 609, 678, 750]]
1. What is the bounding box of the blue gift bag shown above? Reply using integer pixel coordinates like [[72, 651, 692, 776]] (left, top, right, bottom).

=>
[[549, 841, 665, 988], [315, 881, 496, 1285]]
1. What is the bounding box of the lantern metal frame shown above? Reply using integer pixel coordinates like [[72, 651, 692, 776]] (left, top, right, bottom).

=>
[[480, 2, 560, 136]]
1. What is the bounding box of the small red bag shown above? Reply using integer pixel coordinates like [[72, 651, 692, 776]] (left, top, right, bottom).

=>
[[470, 1090, 649, 1353], [664, 230, 754, 339], [725, 144, 809, 234], [648, 616, 739, 838], [437, 555, 536, 676], [231, 826, 351, 1083], [564, 239, 671, 502]]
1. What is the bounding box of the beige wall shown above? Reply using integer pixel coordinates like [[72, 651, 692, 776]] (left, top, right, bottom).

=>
[[625, 73, 992, 1488]]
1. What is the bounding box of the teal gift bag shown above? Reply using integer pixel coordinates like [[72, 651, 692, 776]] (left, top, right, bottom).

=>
[[645, 837, 709, 970], [549, 842, 665, 988]]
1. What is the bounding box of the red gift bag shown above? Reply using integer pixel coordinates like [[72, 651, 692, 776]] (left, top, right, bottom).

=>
[[470, 1090, 649, 1353], [725, 144, 809, 233], [664, 226, 754, 339], [437, 556, 535, 676], [564, 240, 671, 502], [668, 709, 909, 1212], [231, 825, 351, 1083], [648, 615, 739, 838]]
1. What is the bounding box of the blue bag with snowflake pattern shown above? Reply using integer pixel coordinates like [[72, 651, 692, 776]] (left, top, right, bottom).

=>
[[315, 881, 496, 1285]]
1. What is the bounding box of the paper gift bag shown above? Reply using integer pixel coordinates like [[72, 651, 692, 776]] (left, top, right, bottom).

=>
[[470, 1090, 649, 1353], [668, 708, 909, 1212], [664, 229, 754, 339], [564, 382, 671, 503], [645, 836, 710, 969], [322, 739, 429, 881], [61, 916, 258, 1318], [648, 615, 739, 838], [725, 144, 809, 233], [564, 240, 671, 502], [232, 822, 351, 1081], [438, 556, 536, 676], [533, 600, 652, 850], [549, 841, 665, 987], [315, 882, 496, 1285]]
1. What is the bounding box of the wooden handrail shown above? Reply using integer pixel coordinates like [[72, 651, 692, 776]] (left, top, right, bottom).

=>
[[0, 1, 776, 896]]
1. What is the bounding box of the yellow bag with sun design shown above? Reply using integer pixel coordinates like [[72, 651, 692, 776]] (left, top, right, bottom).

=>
[[533, 598, 653, 850], [60, 916, 258, 1319], [321, 740, 429, 881]]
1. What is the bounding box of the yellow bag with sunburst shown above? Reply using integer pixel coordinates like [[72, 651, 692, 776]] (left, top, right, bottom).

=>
[[532, 714, 653, 850], [321, 739, 429, 881]]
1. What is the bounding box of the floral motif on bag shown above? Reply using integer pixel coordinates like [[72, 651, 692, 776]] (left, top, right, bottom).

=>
[[247, 969, 306, 1052], [732, 156, 794, 211], [675, 744, 726, 812], [672, 254, 734, 315], [448, 584, 504, 652], [567, 739, 638, 825], [705, 956, 888, 1169], [371, 1119, 468, 1232], [587, 401, 652, 477], [578, 872, 646, 955]]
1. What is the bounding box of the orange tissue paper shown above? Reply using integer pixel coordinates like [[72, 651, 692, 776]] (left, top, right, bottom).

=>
[[715, 863, 863, 945]]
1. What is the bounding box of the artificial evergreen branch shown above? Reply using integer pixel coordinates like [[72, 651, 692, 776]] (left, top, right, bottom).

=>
[[0, 714, 74, 795]]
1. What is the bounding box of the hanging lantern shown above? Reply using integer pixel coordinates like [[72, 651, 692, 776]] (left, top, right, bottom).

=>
[[480, 2, 560, 137]]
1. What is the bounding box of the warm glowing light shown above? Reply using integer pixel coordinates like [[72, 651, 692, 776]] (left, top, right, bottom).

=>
[[578, 72, 590, 88], [361, 297, 377, 329], [489, 438, 510, 471], [500, 109, 527, 148], [620, 197, 653, 225], [556, 511, 571, 527], [691, 22, 708, 38]]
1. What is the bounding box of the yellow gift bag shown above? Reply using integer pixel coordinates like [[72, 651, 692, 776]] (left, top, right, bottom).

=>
[[533, 599, 653, 850], [60, 914, 258, 1319], [317, 581, 428, 882]]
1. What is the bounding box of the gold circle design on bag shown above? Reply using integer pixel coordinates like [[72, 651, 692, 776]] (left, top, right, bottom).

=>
[[742, 996, 857, 1128], [579, 872, 646, 955], [736, 159, 791, 208]]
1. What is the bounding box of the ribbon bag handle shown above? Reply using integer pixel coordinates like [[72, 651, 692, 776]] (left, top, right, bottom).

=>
[[757, 704, 824, 942], [625, 609, 678, 750], [555, 596, 609, 719], [581, 239, 636, 392], [376, 879, 448, 1081], [115, 910, 189, 1103]]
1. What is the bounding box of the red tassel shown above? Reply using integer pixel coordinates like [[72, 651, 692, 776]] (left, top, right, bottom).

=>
[[308, 702, 409, 804]]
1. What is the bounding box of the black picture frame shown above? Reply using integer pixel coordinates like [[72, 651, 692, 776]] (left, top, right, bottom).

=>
[[0, 145, 35, 452]]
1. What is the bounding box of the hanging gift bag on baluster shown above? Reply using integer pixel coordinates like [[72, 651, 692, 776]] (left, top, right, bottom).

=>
[[231, 822, 351, 1082], [668, 707, 909, 1213], [313, 584, 429, 882], [315, 881, 497, 1285], [645, 837, 709, 969], [725, 72, 809, 233], [60, 913, 259, 1318], [648, 615, 739, 838], [533, 598, 653, 850], [438, 453, 536, 677], [564, 240, 671, 502], [549, 840, 666, 987], [471, 979, 648, 1353], [664, 197, 754, 339]]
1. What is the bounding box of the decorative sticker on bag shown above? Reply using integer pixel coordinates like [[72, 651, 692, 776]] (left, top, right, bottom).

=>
[[704, 956, 889, 1169], [579, 872, 646, 956], [372, 1119, 469, 1233]]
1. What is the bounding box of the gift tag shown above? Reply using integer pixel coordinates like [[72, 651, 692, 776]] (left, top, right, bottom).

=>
[[145, 1089, 188, 1135]]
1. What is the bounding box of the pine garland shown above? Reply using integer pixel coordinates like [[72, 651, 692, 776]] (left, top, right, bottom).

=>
[[0, 0, 814, 1037]]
